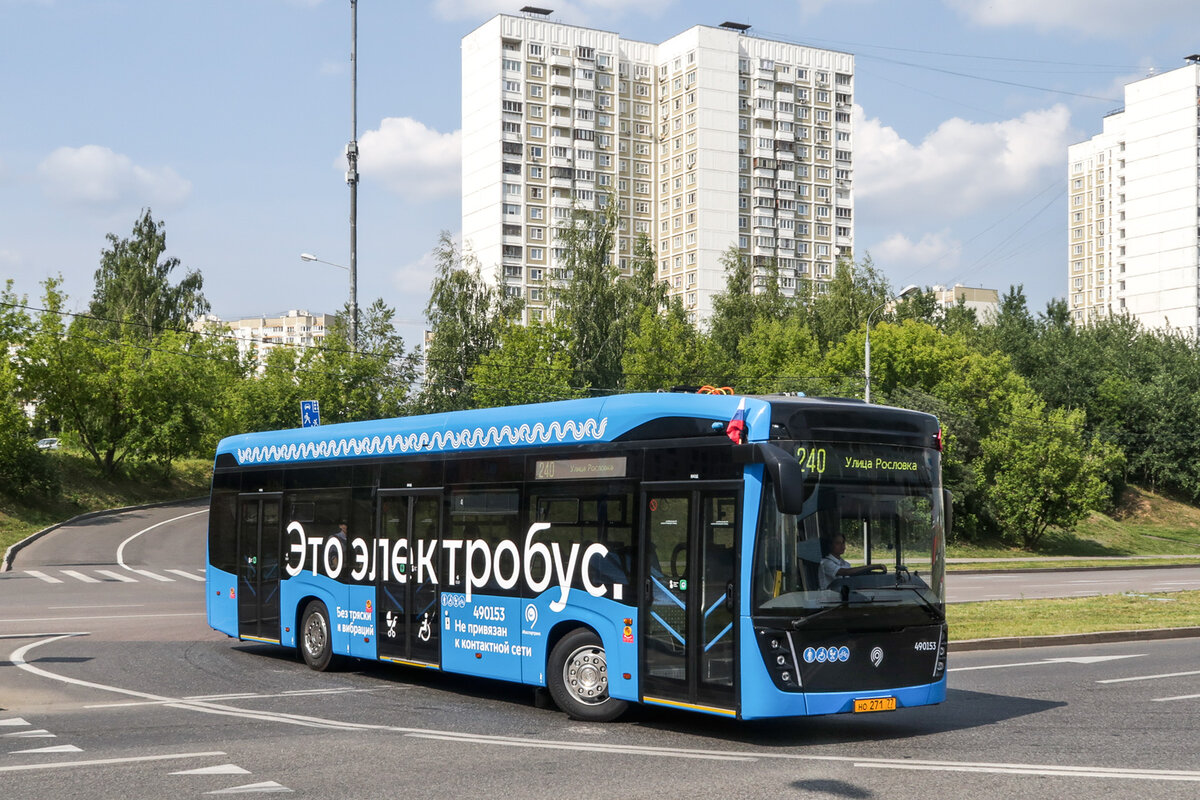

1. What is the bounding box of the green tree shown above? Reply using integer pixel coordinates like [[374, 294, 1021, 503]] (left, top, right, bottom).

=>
[[423, 232, 522, 411], [978, 399, 1123, 548], [553, 206, 625, 392], [805, 254, 891, 349], [228, 345, 304, 435], [0, 361, 56, 498], [87, 209, 209, 337], [471, 321, 580, 407], [623, 300, 710, 391], [731, 315, 822, 395], [300, 299, 418, 423]]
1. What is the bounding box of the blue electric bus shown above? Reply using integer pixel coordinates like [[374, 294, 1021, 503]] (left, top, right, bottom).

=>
[[206, 392, 948, 721]]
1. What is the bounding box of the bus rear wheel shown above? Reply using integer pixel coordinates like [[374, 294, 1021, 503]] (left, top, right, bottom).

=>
[[547, 628, 628, 722], [299, 600, 338, 671]]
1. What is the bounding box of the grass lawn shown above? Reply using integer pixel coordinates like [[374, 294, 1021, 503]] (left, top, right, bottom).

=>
[[0, 449, 211, 554], [946, 486, 1200, 569], [948, 590, 1200, 641]]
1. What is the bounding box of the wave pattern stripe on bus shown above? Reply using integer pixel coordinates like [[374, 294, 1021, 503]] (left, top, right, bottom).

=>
[[235, 417, 610, 464]]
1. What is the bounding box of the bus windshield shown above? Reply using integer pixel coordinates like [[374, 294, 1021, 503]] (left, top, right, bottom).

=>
[[753, 441, 945, 623]]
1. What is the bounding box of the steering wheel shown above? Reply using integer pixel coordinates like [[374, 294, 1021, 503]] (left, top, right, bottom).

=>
[[866, 563, 887, 574]]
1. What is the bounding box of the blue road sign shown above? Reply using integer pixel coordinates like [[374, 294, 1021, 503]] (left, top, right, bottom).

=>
[[301, 400, 321, 428]]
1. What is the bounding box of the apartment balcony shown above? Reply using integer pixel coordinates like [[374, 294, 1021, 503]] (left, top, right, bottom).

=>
[[549, 52, 571, 68], [752, 104, 774, 122], [573, 75, 595, 92], [550, 72, 572, 88], [775, 128, 794, 142]]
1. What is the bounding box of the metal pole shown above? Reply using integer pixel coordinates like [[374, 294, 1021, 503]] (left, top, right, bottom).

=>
[[347, 0, 359, 349], [864, 322, 873, 403]]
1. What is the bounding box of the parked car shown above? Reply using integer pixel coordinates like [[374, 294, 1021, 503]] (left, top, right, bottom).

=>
[[36, 437, 60, 450]]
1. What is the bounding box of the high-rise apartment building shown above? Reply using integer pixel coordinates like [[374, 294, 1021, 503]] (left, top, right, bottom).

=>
[[462, 11, 854, 324], [1067, 56, 1200, 331]]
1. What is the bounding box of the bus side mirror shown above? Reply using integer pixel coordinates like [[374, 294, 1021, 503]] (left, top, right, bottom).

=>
[[732, 442, 806, 514]]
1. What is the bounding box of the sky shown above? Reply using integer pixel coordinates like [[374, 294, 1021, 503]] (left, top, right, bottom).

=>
[[3, 0, 1200, 347]]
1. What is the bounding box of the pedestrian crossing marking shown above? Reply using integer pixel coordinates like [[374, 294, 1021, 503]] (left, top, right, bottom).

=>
[[165, 569, 206, 582], [60, 570, 100, 583], [24, 571, 62, 584], [95, 569, 137, 582], [130, 568, 174, 582]]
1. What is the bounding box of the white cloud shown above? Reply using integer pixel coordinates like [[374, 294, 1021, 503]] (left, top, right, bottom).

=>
[[942, 0, 1200, 37], [357, 117, 461, 199], [37, 145, 191, 208], [870, 230, 962, 275], [853, 103, 1073, 221]]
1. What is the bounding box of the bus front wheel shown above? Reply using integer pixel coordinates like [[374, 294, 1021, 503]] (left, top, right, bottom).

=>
[[547, 628, 628, 722], [299, 600, 338, 671]]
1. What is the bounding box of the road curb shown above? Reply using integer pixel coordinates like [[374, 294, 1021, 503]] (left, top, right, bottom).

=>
[[952, 562, 1200, 575], [1, 496, 207, 572], [950, 626, 1200, 652]]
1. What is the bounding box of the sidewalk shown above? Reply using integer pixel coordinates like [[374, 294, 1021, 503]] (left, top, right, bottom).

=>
[[948, 554, 1200, 563]]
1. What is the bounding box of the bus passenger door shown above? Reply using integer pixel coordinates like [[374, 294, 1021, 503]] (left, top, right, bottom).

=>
[[376, 491, 441, 666], [237, 493, 282, 642], [640, 486, 739, 715]]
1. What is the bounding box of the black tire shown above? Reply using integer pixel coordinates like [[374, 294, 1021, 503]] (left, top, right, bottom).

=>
[[299, 600, 338, 671], [547, 628, 628, 722]]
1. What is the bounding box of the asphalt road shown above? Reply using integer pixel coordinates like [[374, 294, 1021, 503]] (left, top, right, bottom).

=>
[[947, 566, 1200, 603], [2, 503, 1199, 798]]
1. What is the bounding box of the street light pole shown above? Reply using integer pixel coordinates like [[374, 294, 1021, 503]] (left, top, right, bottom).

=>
[[864, 284, 919, 404], [346, 0, 359, 349]]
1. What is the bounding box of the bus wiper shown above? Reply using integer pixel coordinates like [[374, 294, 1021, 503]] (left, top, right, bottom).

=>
[[790, 589, 872, 630], [886, 584, 943, 619]]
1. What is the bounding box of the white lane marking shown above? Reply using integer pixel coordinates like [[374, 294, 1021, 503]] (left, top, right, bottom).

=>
[[10, 744, 82, 754], [1099, 669, 1200, 684], [14, 635, 1199, 782], [115, 509, 206, 578], [49, 604, 143, 610], [165, 569, 205, 582], [0, 751, 225, 774], [0, 613, 204, 624], [0, 718, 30, 726], [953, 654, 1144, 672], [89, 687, 382, 709], [206, 781, 292, 795], [95, 570, 137, 583], [1152, 693, 1200, 702], [3, 730, 54, 738], [405, 732, 755, 761], [171, 764, 251, 775], [60, 570, 100, 584], [130, 569, 174, 582], [857, 761, 1200, 781], [24, 571, 62, 584]]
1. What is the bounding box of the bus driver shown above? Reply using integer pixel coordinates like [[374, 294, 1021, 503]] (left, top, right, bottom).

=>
[[819, 533, 885, 589]]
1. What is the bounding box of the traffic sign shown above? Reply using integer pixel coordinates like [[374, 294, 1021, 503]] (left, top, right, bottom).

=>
[[301, 400, 321, 428]]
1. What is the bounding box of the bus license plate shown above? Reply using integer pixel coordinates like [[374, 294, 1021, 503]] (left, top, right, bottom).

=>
[[854, 697, 896, 713]]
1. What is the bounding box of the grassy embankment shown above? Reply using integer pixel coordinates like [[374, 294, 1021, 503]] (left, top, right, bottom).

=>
[[0, 448, 211, 555], [946, 487, 1200, 639], [947, 486, 1200, 570]]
